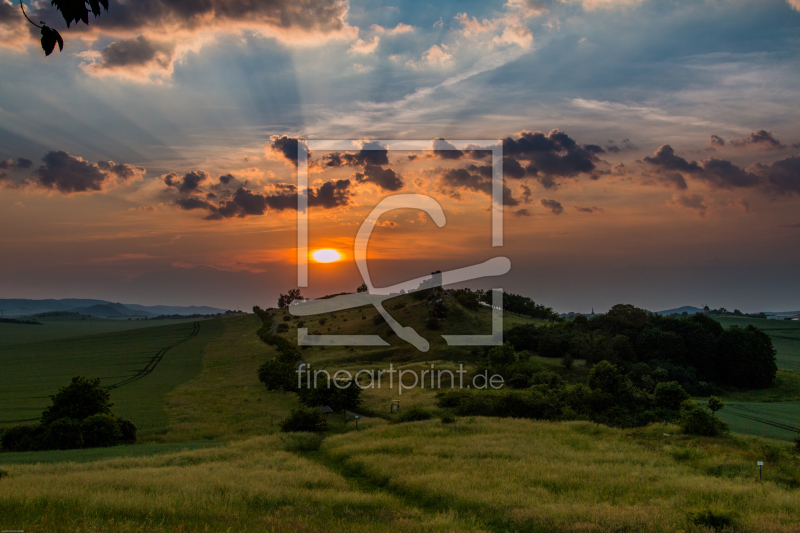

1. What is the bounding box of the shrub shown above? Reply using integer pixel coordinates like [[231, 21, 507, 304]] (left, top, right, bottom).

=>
[[372, 314, 384, 325], [280, 409, 327, 433], [283, 315, 291, 321], [41, 417, 84, 450], [318, 318, 327, 325], [82, 414, 124, 448], [690, 509, 737, 531], [0, 425, 42, 452], [794, 433, 800, 454], [440, 413, 457, 424], [0, 469, 8, 480], [118, 418, 138, 444], [654, 381, 690, 411], [297, 321, 305, 328], [396, 405, 433, 422], [561, 353, 574, 370], [679, 400, 728, 436], [276, 323, 289, 333]]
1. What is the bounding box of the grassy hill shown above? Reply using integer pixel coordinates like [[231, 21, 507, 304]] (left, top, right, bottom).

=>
[[1, 298, 800, 532]]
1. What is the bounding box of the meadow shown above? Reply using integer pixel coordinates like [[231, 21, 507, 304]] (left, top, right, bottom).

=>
[[2, 304, 800, 532], [1, 419, 799, 532]]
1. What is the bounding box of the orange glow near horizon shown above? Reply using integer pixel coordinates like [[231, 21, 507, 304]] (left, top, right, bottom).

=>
[[311, 248, 343, 263]]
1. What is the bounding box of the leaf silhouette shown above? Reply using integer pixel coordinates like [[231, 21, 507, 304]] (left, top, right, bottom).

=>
[[50, 0, 107, 28], [40, 25, 64, 56]]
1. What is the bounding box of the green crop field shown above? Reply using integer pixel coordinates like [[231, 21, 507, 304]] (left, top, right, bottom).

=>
[[0, 319, 224, 437], [714, 316, 800, 373], [716, 401, 800, 441], [0, 315, 206, 347]]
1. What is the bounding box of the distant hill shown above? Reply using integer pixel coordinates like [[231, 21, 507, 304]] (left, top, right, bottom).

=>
[[0, 299, 227, 318], [656, 306, 705, 316], [70, 303, 153, 319]]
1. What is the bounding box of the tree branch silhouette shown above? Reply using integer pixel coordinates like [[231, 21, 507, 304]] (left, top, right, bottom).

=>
[[19, 0, 109, 57]]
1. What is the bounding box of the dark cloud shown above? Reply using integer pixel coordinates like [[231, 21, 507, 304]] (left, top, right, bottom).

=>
[[321, 141, 390, 168], [752, 156, 800, 196], [309, 179, 351, 209], [506, 130, 600, 189], [95, 36, 174, 70], [709, 135, 726, 148], [269, 135, 303, 167], [23, 151, 144, 194], [731, 130, 786, 150], [643, 145, 763, 190], [540, 198, 564, 215], [574, 206, 605, 213], [164, 170, 209, 194], [36, 0, 348, 35], [514, 208, 531, 217], [175, 197, 216, 211], [353, 164, 403, 191], [0, 158, 33, 171], [438, 167, 519, 206], [696, 158, 761, 189], [643, 145, 702, 173], [605, 139, 637, 153]]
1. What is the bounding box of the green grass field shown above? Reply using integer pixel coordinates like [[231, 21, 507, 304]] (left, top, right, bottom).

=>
[[0, 319, 224, 437], [0, 315, 205, 347]]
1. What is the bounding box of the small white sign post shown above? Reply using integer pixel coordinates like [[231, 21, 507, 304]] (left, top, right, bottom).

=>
[[757, 461, 764, 480]]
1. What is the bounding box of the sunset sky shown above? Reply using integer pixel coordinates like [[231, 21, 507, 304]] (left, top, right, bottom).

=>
[[1, 0, 799, 313]]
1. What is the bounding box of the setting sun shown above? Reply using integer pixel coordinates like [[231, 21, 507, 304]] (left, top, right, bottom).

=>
[[311, 248, 343, 263]]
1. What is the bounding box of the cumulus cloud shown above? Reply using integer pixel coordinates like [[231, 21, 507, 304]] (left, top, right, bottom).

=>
[[503, 129, 601, 189], [164, 170, 209, 194], [0, 0, 31, 52], [605, 138, 637, 153], [406, 44, 454, 68], [574, 0, 646, 11], [751, 156, 800, 196], [267, 135, 303, 167], [540, 198, 564, 215], [40, 0, 354, 79], [643, 145, 761, 190], [789, 0, 800, 12], [0, 157, 33, 171], [82, 35, 175, 80], [730, 130, 786, 150], [438, 167, 520, 206], [353, 165, 403, 191], [669, 194, 709, 218], [7, 151, 145, 194], [574, 205, 605, 213], [349, 36, 379, 54]]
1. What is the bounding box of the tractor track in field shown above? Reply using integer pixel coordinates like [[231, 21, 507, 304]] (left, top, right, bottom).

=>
[[103, 321, 201, 390], [0, 322, 201, 424], [725, 403, 800, 434]]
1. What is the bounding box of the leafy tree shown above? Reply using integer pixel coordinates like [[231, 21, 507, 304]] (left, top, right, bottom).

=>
[[487, 343, 516, 369], [717, 326, 777, 388], [707, 396, 724, 416], [653, 381, 690, 411], [356, 283, 369, 293], [279, 409, 327, 433], [277, 288, 302, 308], [41, 376, 112, 425]]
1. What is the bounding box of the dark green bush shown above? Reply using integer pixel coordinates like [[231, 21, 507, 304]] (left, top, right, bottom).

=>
[[280, 409, 327, 433], [82, 413, 124, 448], [41, 417, 84, 450], [396, 405, 434, 422], [654, 381, 690, 411], [679, 401, 728, 436], [440, 413, 457, 424], [276, 323, 289, 333], [0, 425, 42, 452], [690, 509, 737, 531]]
